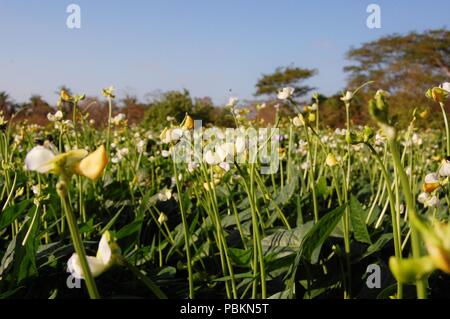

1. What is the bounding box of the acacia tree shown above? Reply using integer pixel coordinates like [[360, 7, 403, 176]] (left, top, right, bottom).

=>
[[255, 66, 317, 100], [0, 92, 13, 116], [344, 29, 450, 126]]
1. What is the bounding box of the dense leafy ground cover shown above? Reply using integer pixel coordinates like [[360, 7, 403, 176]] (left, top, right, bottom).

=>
[[1, 85, 450, 299]]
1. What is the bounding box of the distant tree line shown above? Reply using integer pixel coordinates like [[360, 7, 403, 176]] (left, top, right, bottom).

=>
[[1, 28, 449, 129]]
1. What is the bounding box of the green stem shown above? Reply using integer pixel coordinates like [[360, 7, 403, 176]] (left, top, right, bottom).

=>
[[366, 143, 403, 298], [388, 138, 427, 299], [172, 160, 194, 299], [122, 258, 168, 299], [439, 102, 450, 156], [106, 97, 113, 154], [56, 176, 100, 299]]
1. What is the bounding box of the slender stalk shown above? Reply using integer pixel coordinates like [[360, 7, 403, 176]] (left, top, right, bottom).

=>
[[388, 139, 427, 299], [106, 96, 113, 154], [172, 160, 194, 299], [56, 176, 100, 299], [366, 143, 403, 298], [302, 125, 319, 222], [439, 102, 450, 156], [122, 258, 168, 299]]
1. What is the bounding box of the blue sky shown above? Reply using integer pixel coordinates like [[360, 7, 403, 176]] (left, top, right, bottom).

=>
[[0, 0, 449, 106]]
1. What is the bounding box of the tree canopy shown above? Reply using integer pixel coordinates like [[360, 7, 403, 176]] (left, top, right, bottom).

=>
[[255, 66, 317, 99], [343, 28, 450, 127]]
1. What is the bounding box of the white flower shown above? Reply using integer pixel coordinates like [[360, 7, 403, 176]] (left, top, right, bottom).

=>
[[375, 89, 390, 98], [235, 137, 246, 154], [217, 142, 235, 162], [418, 192, 429, 204], [300, 161, 310, 170], [166, 116, 175, 122], [310, 103, 318, 111], [171, 128, 183, 142], [341, 91, 353, 103], [277, 87, 295, 100], [158, 213, 168, 224], [425, 173, 439, 184], [256, 103, 266, 111], [204, 149, 220, 165], [411, 133, 422, 146], [111, 156, 120, 164], [161, 150, 171, 158], [219, 162, 230, 172], [188, 162, 199, 173], [31, 185, 42, 196], [25, 146, 56, 173], [157, 188, 172, 201], [440, 82, 450, 93], [111, 113, 126, 125], [292, 115, 304, 127], [47, 110, 63, 122], [439, 160, 450, 177], [417, 192, 439, 208], [137, 140, 146, 153], [226, 97, 239, 108], [67, 232, 119, 279]]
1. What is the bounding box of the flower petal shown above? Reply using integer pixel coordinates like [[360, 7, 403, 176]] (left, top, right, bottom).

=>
[[67, 254, 108, 279], [97, 232, 112, 265], [25, 146, 56, 173], [73, 145, 108, 180]]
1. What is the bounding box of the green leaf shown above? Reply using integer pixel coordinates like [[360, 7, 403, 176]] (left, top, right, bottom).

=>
[[261, 222, 314, 258], [116, 219, 143, 239], [349, 195, 372, 244], [316, 176, 329, 198], [301, 205, 346, 261], [376, 283, 397, 299], [228, 247, 253, 267], [359, 233, 393, 261], [272, 173, 298, 207], [0, 212, 39, 283], [0, 199, 33, 230]]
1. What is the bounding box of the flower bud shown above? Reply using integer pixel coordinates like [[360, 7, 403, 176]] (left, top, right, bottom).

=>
[[325, 153, 338, 167], [181, 114, 194, 130], [426, 87, 449, 104], [73, 145, 108, 181], [389, 256, 435, 284]]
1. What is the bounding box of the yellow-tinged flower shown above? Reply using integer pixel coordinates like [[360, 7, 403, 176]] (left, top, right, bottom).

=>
[[102, 86, 116, 98], [307, 112, 316, 123], [25, 145, 108, 180], [424, 222, 450, 274], [325, 153, 338, 167], [390, 217, 450, 283], [203, 179, 220, 191], [73, 145, 108, 181], [419, 109, 430, 119], [158, 213, 168, 225], [292, 114, 305, 127], [422, 173, 440, 193], [68, 231, 122, 279], [60, 89, 72, 102], [181, 114, 194, 130], [426, 87, 449, 103]]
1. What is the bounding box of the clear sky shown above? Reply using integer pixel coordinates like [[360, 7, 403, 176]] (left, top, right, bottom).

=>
[[0, 0, 449, 106]]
